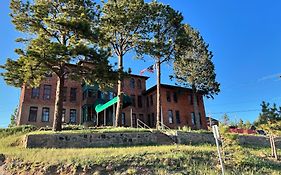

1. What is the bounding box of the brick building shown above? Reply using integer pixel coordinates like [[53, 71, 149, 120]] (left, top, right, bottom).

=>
[[17, 74, 207, 129]]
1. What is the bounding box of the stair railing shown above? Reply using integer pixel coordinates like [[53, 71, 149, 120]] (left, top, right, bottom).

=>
[[137, 119, 153, 132]]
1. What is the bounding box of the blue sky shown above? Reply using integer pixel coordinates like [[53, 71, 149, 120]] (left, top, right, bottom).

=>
[[1, 0, 281, 127]]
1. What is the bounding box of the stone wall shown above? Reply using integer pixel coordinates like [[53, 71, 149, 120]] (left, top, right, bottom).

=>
[[176, 131, 281, 148], [25, 132, 157, 148]]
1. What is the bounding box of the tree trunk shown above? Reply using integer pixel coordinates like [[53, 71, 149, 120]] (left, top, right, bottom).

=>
[[115, 54, 123, 127], [53, 74, 65, 131], [156, 58, 161, 130], [192, 85, 201, 129]]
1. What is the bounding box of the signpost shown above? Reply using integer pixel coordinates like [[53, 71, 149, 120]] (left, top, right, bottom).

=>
[[212, 125, 225, 175]]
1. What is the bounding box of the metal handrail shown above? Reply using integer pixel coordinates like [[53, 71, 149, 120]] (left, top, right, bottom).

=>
[[159, 122, 177, 136], [137, 119, 152, 131]]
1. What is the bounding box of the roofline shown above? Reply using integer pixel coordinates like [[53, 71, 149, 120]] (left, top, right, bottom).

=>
[[144, 84, 195, 95], [130, 74, 150, 80]]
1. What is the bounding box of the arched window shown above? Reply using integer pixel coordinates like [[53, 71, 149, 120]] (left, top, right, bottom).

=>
[[130, 78, 135, 89], [137, 79, 142, 89]]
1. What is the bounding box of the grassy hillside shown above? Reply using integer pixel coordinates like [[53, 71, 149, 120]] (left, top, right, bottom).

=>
[[0, 126, 280, 175]]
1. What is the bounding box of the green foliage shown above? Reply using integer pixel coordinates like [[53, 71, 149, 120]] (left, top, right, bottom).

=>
[[1, 0, 115, 131], [254, 101, 281, 127], [137, 1, 183, 61], [221, 113, 230, 125], [173, 24, 220, 99], [8, 107, 18, 128], [1, 132, 281, 174], [219, 124, 252, 168], [0, 125, 37, 137], [238, 119, 244, 129]]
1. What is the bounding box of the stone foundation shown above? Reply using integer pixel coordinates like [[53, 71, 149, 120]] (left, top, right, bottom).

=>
[[176, 131, 281, 148], [25, 132, 157, 148]]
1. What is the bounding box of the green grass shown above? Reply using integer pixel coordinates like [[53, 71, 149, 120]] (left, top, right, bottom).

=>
[[0, 127, 281, 174]]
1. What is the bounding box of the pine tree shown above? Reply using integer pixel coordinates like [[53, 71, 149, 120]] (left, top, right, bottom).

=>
[[137, 1, 183, 129], [9, 107, 18, 128], [1, 0, 112, 131], [100, 0, 148, 126], [173, 24, 220, 129]]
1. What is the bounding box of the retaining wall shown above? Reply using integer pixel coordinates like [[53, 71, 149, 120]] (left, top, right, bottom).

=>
[[176, 131, 281, 148], [25, 132, 157, 148]]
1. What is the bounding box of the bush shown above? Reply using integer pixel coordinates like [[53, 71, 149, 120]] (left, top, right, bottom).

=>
[[0, 125, 37, 137]]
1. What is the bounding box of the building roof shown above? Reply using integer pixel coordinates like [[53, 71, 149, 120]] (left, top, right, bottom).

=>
[[144, 84, 194, 95], [130, 74, 150, 80]]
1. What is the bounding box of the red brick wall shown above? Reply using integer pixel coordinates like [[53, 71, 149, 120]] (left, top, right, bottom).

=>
[[145, 86, 207, 130], [18, 75, 82, 127]]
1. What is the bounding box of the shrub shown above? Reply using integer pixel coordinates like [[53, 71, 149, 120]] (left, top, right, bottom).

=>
[[0, 125, 37, 137]]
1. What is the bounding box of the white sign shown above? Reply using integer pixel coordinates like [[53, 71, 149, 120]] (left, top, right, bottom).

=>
[[212, 125, 220, 140]]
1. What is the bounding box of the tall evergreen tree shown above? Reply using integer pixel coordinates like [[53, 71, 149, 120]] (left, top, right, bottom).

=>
[[1, 0, 112, 131], [137, 1, 183, 129], [173, 24, 220, 129], [100, 0, 148, 126]]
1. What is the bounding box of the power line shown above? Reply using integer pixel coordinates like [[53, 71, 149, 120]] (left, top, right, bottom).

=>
[[209, 109, 260, 115]]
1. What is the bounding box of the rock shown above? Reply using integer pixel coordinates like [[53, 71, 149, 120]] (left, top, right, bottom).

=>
[[0, 154, 5, 163]]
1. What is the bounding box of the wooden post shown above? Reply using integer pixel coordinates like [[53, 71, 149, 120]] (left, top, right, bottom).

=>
[[104, 109, 106, 126], [113, 105, 116, 127], [96, 112, 99, 127], [131, 108, 133, 128]]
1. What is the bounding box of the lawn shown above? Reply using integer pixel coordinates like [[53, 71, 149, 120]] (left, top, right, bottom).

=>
[[0, 126, 281, 175]]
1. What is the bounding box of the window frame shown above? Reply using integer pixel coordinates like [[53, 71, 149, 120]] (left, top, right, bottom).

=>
[[166, 91, 171, 102], [43, 85, 52, 100], [31, 87, 40, 99], [70, 88, 77, 102], [70, 109, 77, 124], [41, 107, 50, 122], [28, 107, 38, 122], [173, 92, 178, 103], [168, 110, 173, 124], [130, 78, 135, 89], [176, 110, 181, 124]]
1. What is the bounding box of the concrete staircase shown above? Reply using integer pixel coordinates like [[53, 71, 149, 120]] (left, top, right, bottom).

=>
[[154, 131, 176, 145]]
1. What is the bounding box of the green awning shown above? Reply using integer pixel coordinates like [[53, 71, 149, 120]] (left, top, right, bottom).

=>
[[94, 95, 132, 113], [95, 97, 118, 113]]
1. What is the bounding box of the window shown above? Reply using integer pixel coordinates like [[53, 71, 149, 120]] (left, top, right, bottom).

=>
[[88, 89, 94, 98], [31, 87, 40, 99], [70, 109, 77, 123], [28, 107, 38, 122], [137, 95, 142, 108], [70, 88, 77, 102], [130, 78, 135, 89], [173, 92, 178, 103], [199, 112, 202, 127], [166, 91, 171, 102], [191, 112, 196, 126], [109, 92, 114, 100], [168, 110, 173, 124], [97, 90, 101, 99], [146, 96, 149, 107], [63, 87, 67, 101], [43, 85, 51, 100], [150, 95, 153, 105], [137, 79, 142, 89], [131, 95, 136, 107], [42, 107, 50, 122], [121, 113, 126, 126], [176, 111, 181, 124], [62, 109, 66, 123]]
